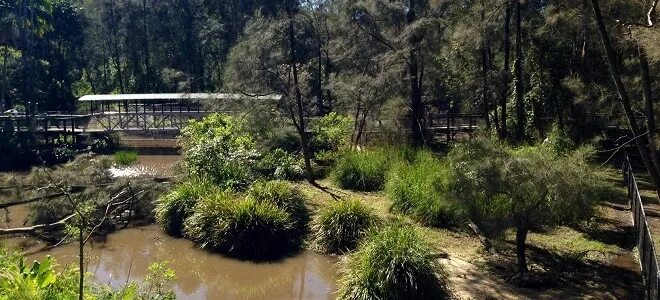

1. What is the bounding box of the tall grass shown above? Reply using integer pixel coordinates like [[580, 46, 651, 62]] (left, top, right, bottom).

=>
[[337, 224, 449, 300], [246, 180, 309, 231], [155, 179, 219, 236], [312, 198, 379, 253], [113, 150, 139, 166], [185, 187, 304, 260], [386, 151, 458, 227], [332, 149, 392, 191]]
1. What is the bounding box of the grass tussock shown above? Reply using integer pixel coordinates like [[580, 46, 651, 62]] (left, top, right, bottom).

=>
[[337, 224, 449, 300], [386, 151, 458, 227], [155, 178, 219, 236], [185, 182, 308, 260], [332, 149, 392, 191], [113, 150, 139, 166], [312, 198, 379, 254]]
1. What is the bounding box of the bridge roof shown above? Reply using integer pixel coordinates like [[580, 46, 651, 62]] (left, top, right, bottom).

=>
[[78, 93, 282, 102]]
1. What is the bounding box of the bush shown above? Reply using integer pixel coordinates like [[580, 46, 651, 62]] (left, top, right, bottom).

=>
[[185, 189, 303, 260], [332, 150, 391, 191], [114, 150, 139, 166], [247, 180, 309, 231], [155, 179, 219, 236], [387, 151, 458, 227], [309, 112, 352, 155], [337, 224, 449, 300], [312, 198, 378, 253], [447, 136, 608, 273], [180, 113, 258, 189], [255, 149, 305, 180]]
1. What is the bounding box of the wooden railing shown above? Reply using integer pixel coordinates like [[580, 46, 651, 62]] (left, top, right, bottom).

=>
[[623, 154, 660, 299]]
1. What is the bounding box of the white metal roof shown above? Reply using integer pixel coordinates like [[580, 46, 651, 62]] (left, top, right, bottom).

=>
[[78, 93, 282, 102]]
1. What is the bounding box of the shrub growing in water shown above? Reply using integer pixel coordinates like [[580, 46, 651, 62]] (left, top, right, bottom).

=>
[[185, 186, 306, 260], [386, 151, 458, 227], [312, 198, 378, 253], [246, 180, 309, 230], [332, 150, 391, 191], [337, 224, 449, 300], [156, 179, 219, 236], [113, 150, 139, 166]]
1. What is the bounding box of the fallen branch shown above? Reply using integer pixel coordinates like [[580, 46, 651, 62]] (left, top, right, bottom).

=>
[[467, 220, 495, 254], [0, 192, 66, 209], [0, 214, 74, 235]]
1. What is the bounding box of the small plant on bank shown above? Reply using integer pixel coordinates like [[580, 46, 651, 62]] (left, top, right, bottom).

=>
[[185, 188, 304, 260], [155, 179, 219, 236], [337, 224, 449, 300], [332, 149, 391, 191], [114, 150, 139, 166], [387, 151, 458, 227], [312, 198, 379, 254]]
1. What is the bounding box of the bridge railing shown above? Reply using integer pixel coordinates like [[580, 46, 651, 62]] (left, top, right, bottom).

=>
[[623, 154, 660, 299]]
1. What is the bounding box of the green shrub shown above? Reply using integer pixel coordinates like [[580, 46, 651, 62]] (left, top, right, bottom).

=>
[[185, 189, 303, 260], [180, 113, 258, 189], [155, 179, 219, 236], [337, 224, 449, 300], [309, 112, 352, 154], [255, 149, 305, 180], [312, 198, 378, 253], [247, 180, 309, 231], [447, 136, 608, 273], [332, 150, 391, 191], [386, 151, 457, 227], [114, 150, 139, 166]]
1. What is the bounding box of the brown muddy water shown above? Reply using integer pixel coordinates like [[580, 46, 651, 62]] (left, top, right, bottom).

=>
[[2, 153, 340, 299], [21, 226, 339, 300]]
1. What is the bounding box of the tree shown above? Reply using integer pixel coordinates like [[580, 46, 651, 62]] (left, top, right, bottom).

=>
[[449, 138, 605, 275]]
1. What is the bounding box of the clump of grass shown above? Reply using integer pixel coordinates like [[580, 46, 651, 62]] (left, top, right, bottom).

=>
[[386, 151, 458, 227], [312, 198, 379, 254], [185, 189, 303, 260], [155, 179, 219, 236], [113, 150, 138, 166], [332, 149, 391, 191], [246, 180, 309, 230], [337, 224, 449, 300]]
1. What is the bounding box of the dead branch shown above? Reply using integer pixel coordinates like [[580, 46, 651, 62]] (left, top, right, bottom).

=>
[[0, 192, 66, 209], [0, 214, 74, 235]]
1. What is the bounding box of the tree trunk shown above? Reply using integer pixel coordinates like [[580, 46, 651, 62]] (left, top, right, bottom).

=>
[[109, 0, 125, 94], [1, 46, 7, 112], [78, 227, 84, 300], [500, 2, 512, 139], [638, 45, 660, 198], [516, 224, 529, 275], [481, 7, 492, 131], [286, 1, 315, 183], [407, 1, 426, 146], [142, 0, 151, 92], [590, 0, 660, 198], [514, 0, 525, 141]]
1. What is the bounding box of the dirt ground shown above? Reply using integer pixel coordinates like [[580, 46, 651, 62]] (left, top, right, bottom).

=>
[[298, 178, 643, 299]]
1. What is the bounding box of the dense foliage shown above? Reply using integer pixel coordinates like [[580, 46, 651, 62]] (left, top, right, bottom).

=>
[[387, 151, 458, 227], [0, 249, 176, 300], [332, 149, 392, 191], [179, 113, 258, 189], [184, 181, 308, 260], [447, 137, 611, 273], [337, 224, 449, 300], [155, 179, 219, 237], [312, 198, 379, 254]]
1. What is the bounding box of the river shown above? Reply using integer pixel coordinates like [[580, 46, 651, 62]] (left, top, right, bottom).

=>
[[2, 153, 340, 300]]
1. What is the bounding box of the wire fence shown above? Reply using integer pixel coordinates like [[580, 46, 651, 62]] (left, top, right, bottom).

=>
[[623, 154, 659, 299]]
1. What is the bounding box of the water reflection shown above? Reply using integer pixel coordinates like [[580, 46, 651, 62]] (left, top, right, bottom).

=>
[[26, 226, 339, 300]]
